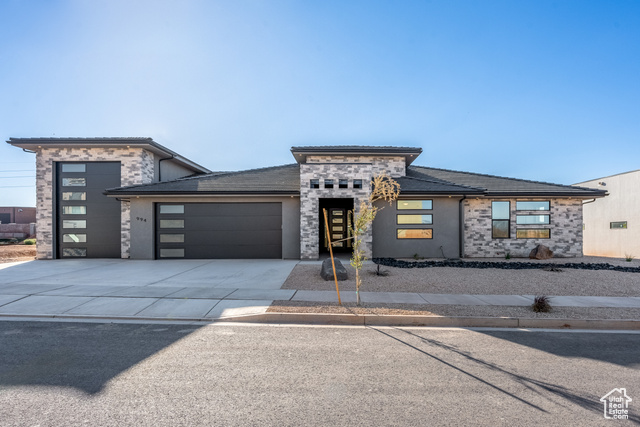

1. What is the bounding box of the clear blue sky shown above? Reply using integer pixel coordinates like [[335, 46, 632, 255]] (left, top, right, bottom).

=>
[[1, 0, 639, 207]]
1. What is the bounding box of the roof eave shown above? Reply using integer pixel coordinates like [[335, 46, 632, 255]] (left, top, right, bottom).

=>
[[398, 190, 484, 196], [291, 146, 422, 165], [483, 191, 607, 198], [105, 190, 301, 197], [7, 137, 211, 174]]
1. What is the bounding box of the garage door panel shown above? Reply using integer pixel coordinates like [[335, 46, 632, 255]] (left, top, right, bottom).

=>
[[156, 202, 282, 259], [186, 216, 281, 231], [186, 244, 281, 259], [186, 203, 281, 216], [187, 230, 281, 246]]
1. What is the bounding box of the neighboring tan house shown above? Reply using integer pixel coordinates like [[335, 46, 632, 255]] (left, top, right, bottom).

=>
[[8, 137, 606, 260], [575, 170, 639, 258]]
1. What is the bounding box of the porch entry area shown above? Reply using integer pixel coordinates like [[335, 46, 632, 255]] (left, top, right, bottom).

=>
[[318, 198, 354, 254]]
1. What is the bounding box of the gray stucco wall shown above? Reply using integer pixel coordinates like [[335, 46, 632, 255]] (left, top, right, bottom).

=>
[[372, 197, 462, 259], [128, 196, 300, 260], [154, 157, 199, 182]]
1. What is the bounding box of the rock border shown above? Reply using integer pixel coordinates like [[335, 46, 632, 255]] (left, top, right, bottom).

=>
[[372, 258, 640, 273]]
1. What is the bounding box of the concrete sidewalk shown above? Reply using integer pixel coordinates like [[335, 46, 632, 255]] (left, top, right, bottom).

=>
[[1, 281, 639, 321]]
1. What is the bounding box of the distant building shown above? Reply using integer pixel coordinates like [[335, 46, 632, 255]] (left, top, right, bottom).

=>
[[0, 207, 36, 224], [575, 170, 639, 258]]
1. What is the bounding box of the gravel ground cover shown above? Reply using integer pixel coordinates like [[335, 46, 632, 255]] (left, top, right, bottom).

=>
[[274, 257, 640, 320], [282, 257, 640, 297], [267, 300, 640, 320]]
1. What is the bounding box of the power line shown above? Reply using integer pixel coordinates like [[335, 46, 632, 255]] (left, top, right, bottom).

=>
[[0, 169, 33, 172], [0, 185, 34, 188], [0, 176, 35, 179]]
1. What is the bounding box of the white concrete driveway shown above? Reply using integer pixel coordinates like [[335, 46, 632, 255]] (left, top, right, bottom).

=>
[[0, 259, 298, 289], [0, 259, 298, 320]]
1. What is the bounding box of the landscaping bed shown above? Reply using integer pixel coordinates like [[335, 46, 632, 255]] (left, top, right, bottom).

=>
[[0, 244, 37, 263], [281, 257, 640, 297], [267, 300, 640, 320], [272, 257, 640, 320]]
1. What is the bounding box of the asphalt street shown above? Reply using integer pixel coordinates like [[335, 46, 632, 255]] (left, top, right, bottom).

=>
[[0, 321, 638, 426]]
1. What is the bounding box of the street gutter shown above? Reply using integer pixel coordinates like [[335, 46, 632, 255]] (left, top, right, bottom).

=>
[[1, 312, 639, 330]]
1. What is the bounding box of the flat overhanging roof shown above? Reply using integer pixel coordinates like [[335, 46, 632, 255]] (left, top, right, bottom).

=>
[[7, 137, 211, 174], [291, 145, 423, 165]]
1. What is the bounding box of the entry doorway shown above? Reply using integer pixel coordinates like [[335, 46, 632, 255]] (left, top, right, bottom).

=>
[[319, 198, 354, 254]]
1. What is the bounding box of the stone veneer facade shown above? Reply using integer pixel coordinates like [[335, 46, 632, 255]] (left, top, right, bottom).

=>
[[306, 155, 406, 177], [463, 198, 583, 257], [299, 156, 406, 260], [35, 147, 155, 259]]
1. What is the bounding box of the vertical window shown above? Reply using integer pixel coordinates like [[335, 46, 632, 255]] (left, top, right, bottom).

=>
[[61, 164, 86, 173], [516, 229, 550, 239], [492, 201, 510, 238], [62, 206, 87, 215], [516, 215, 550, 225], [353, 179, 363, 189], [62, 178, 86, 186], [397, 214, 433, 224], [62, 248, 87, 257], [63, 234, 87, 243], [62, 220, 87, 229], [397, 200, 433, 210], [159, 205, 184, 214], [160, 248, 185, 258], [339, 179, 348, 189], [516, 201, 550, 211], [160, 234, 185, 243], [397, 229, 433, 239], [160, 219, 184, 228], [62, 192, 86, 201], [324, 179, 334, 189], [310, 179, 319, 189]]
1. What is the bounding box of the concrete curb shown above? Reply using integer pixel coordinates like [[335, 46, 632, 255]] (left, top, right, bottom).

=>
[[1, 312, 639, 330], [226, 313, 640, 330]]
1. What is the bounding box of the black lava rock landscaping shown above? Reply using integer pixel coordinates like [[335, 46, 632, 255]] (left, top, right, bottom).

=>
[[372, 258, 640, 273]]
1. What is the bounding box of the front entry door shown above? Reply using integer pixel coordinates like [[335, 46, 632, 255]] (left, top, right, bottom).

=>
[[323, 208, 353, 253]]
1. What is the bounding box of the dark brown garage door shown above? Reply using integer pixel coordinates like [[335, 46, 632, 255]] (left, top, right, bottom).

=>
[[155, 202, 282, 259]]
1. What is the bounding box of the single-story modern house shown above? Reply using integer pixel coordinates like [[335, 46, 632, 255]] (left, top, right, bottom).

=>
[[8, 137, 606, 260], [575, 170, 638, 258]]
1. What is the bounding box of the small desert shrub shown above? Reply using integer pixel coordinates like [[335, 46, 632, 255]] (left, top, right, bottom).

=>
[[370, 264, 389, 277], [504, 251, 511, 260], [625, 253, 635, 262], [413, 253, 420, 260], [23, 239, 36, 245], [532, 295, 552, 313]]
